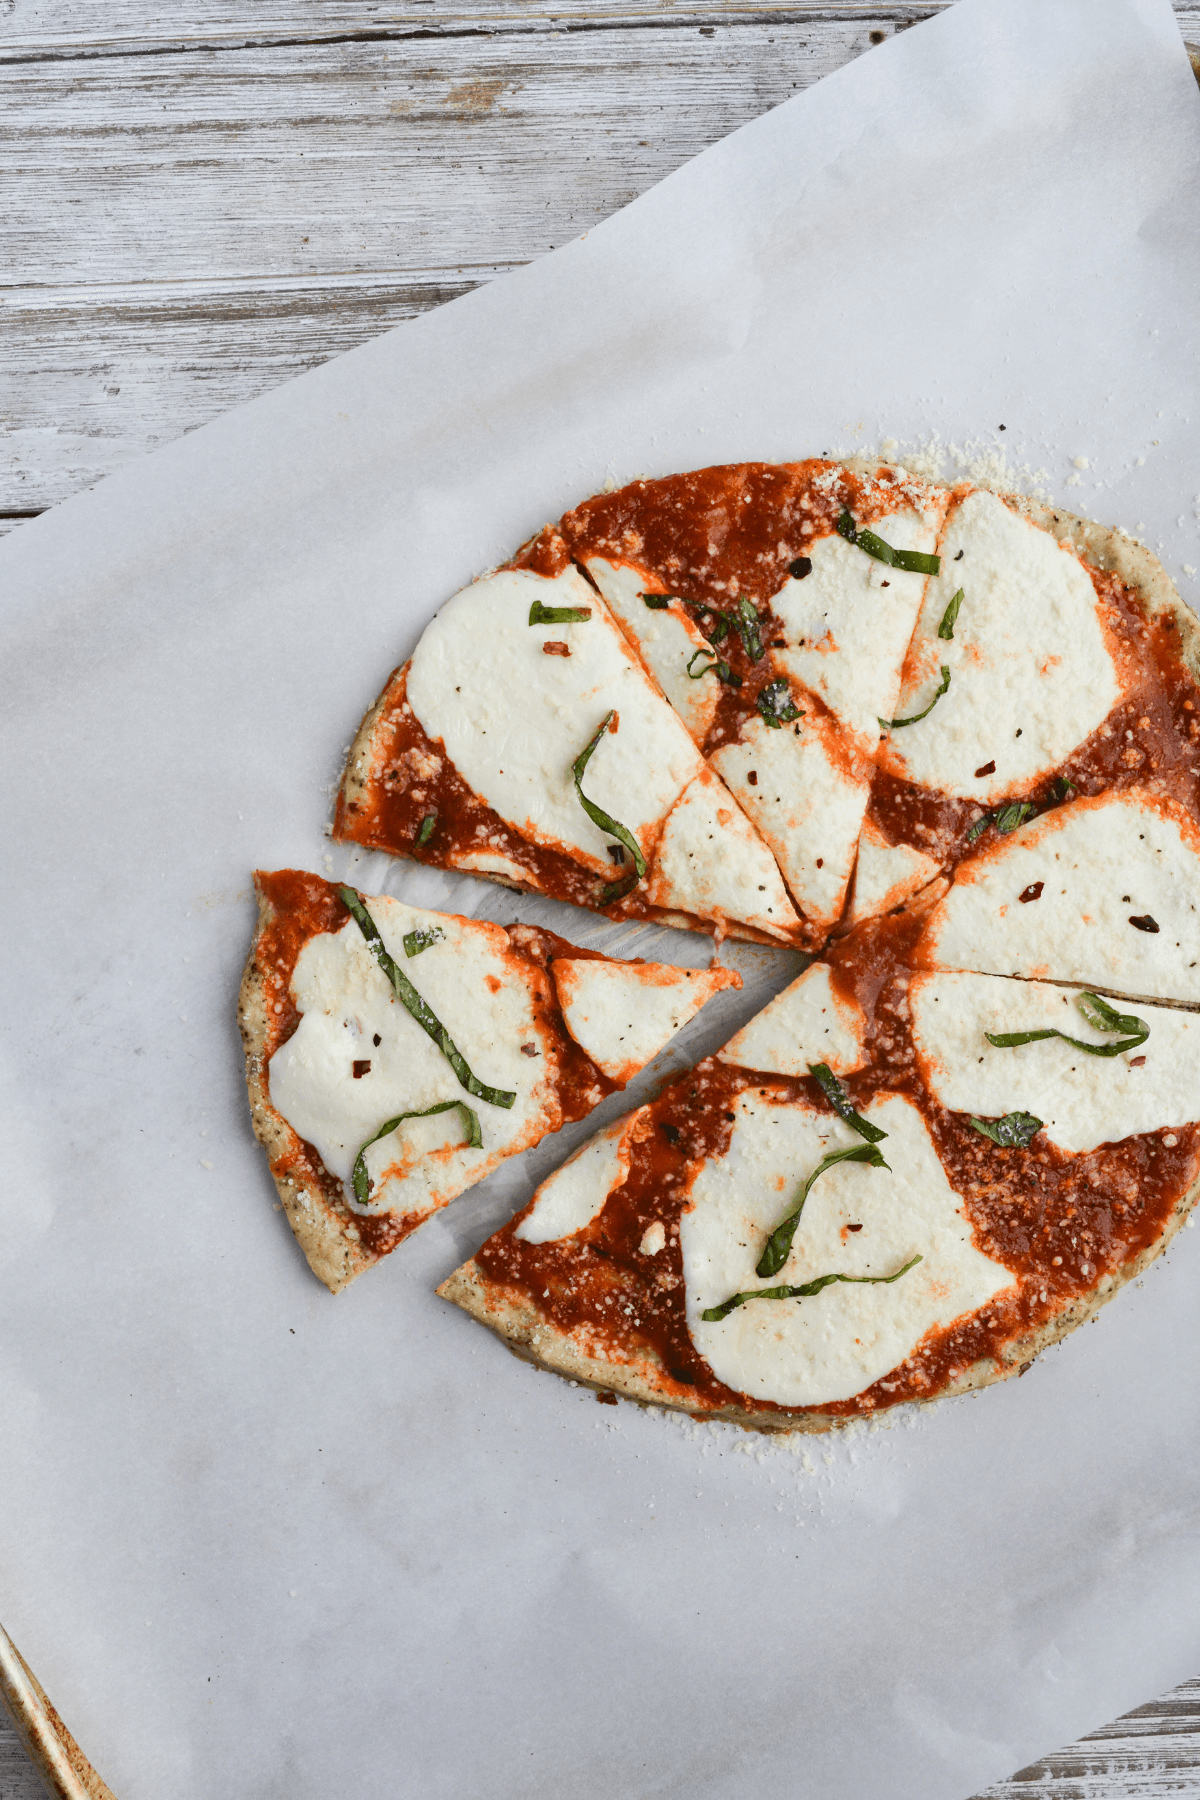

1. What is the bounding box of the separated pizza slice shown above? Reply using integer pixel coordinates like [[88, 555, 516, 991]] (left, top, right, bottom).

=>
[[906, 785, 1200, 1004], [239, 870, 739, 1293], [857, 484, 1200, 923], [561, 459, 950, 938], [439, 935, 1200, 1428], [334, 530, 804, 947]]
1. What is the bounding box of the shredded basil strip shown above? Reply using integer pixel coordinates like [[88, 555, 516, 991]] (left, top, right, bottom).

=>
[[687, 646, 741, 686], [528, 599, 592, 625], [352, 1100, 482, 1206], [880, 665, 950, 730], [337, 888, 517, 1108], [985, 990, 1150, 1060], [994, 800, 1037, 833], [757, 1143, 890, 1279], [403, 926, 444, 958], [965, 814, 990, 844], [702, 1254, 922, 1323], [808, 1062, 888, 1144], [836, 508, 941, 575], [571, 712, 648, 879], [893, 548, 942, 575], [969, 1111, 1043, 1148], [1052, 775, 1077, 802], [757, 678, 804, 729], [732, 596, 765, 664], [938, 587, 964, 640], [416, 812, 437, 846], [600, 871, 640, 906], [642, 592, 731, 645]]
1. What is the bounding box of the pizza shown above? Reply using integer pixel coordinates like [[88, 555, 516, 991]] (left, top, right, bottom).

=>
[[239, 870, 738, 1292], [334, 461, 1200, 952], [243, 457, 1200, 1430], [440, 901, 1200, 1429]]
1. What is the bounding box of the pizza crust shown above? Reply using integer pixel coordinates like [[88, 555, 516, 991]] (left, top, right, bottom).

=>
[[438, 1166, 1200, 1433], [238, 880, 381, 1294]]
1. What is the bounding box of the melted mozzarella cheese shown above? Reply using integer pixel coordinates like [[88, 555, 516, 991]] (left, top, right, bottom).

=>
[[514, 1113, 635, 1243], [718, 961, 865, 1077], [645, 767, 801, 940], [880, 489, 1123, 801], [552, 956, 739, 1085], [406, 564, 703, 874], [916, 790, 1200, 1002], [681, 1092, 1015, 1407], [710, 710, 865, 932], [910, 970, 1200, 1153], [847, 819, 942, 924], [583, 558, 720, 745], [268, 899, 555, 1222], [770, 504, 944, 742]]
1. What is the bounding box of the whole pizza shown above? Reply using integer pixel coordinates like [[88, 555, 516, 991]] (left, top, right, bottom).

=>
[[240, 457, 1200, 1431]]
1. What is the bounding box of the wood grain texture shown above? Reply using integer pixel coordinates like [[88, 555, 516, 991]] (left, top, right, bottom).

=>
[[1, 17, 920, 512], [3, 4, 1200, 1795], [3, 4, 1197, 517]]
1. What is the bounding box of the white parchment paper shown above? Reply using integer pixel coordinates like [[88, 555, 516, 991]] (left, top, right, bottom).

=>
[[3, 3, 1200, 1795]]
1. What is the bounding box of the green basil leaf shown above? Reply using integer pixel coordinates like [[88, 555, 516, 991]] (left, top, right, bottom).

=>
[[733, 596, 765, 664], [855, 528, 895, 566], [352, 1099, 482, 1206], [641, 594, 673, 610], [756, 678, 804, 729], [403, 926, 444, 958], [701, 1254, 922, 1323], [969, 1111, 1043, 1148], [892, 549, 942, 574], [571, 712, 648, 880], [966, 813, 991, 844], [337, 888, 517, 1108], [994, 800, 1037, 834], [836, 508, 940, 574], [756, 1142, 889, 1279], [416, 812, 437, 846], [599, 871, 640, 906], [1052, 775, 1077, 802], [879, 665, 951, 730], [808, 1062, 887, 1143], [528, 599, 592, 625], [986, 990, 1149, 1060], [937, 587, 964, 640], [687, 646, 742, 686]]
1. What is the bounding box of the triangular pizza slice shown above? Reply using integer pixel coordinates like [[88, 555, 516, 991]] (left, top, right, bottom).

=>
[[335, 530, 804, 947], [239, 870, 739, 1292], [440, 921, 1200, 1427], [561, 459, 949, 938], [910, 786, 1200, 1004], [857, 483, 1200, 924]]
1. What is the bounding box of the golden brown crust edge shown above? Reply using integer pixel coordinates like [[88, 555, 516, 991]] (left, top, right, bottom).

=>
[[237, 879, 380, 1294], [437, 1164, 1200, 1433]]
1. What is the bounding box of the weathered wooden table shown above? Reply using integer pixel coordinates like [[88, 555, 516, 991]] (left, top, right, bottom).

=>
[[3, 3, 1199, 1793]]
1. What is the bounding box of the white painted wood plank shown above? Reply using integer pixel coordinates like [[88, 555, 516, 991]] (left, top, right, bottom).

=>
[[0, 19, 898, 509], [4, 25, 900, 289], [0, 2, 948, 62]]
